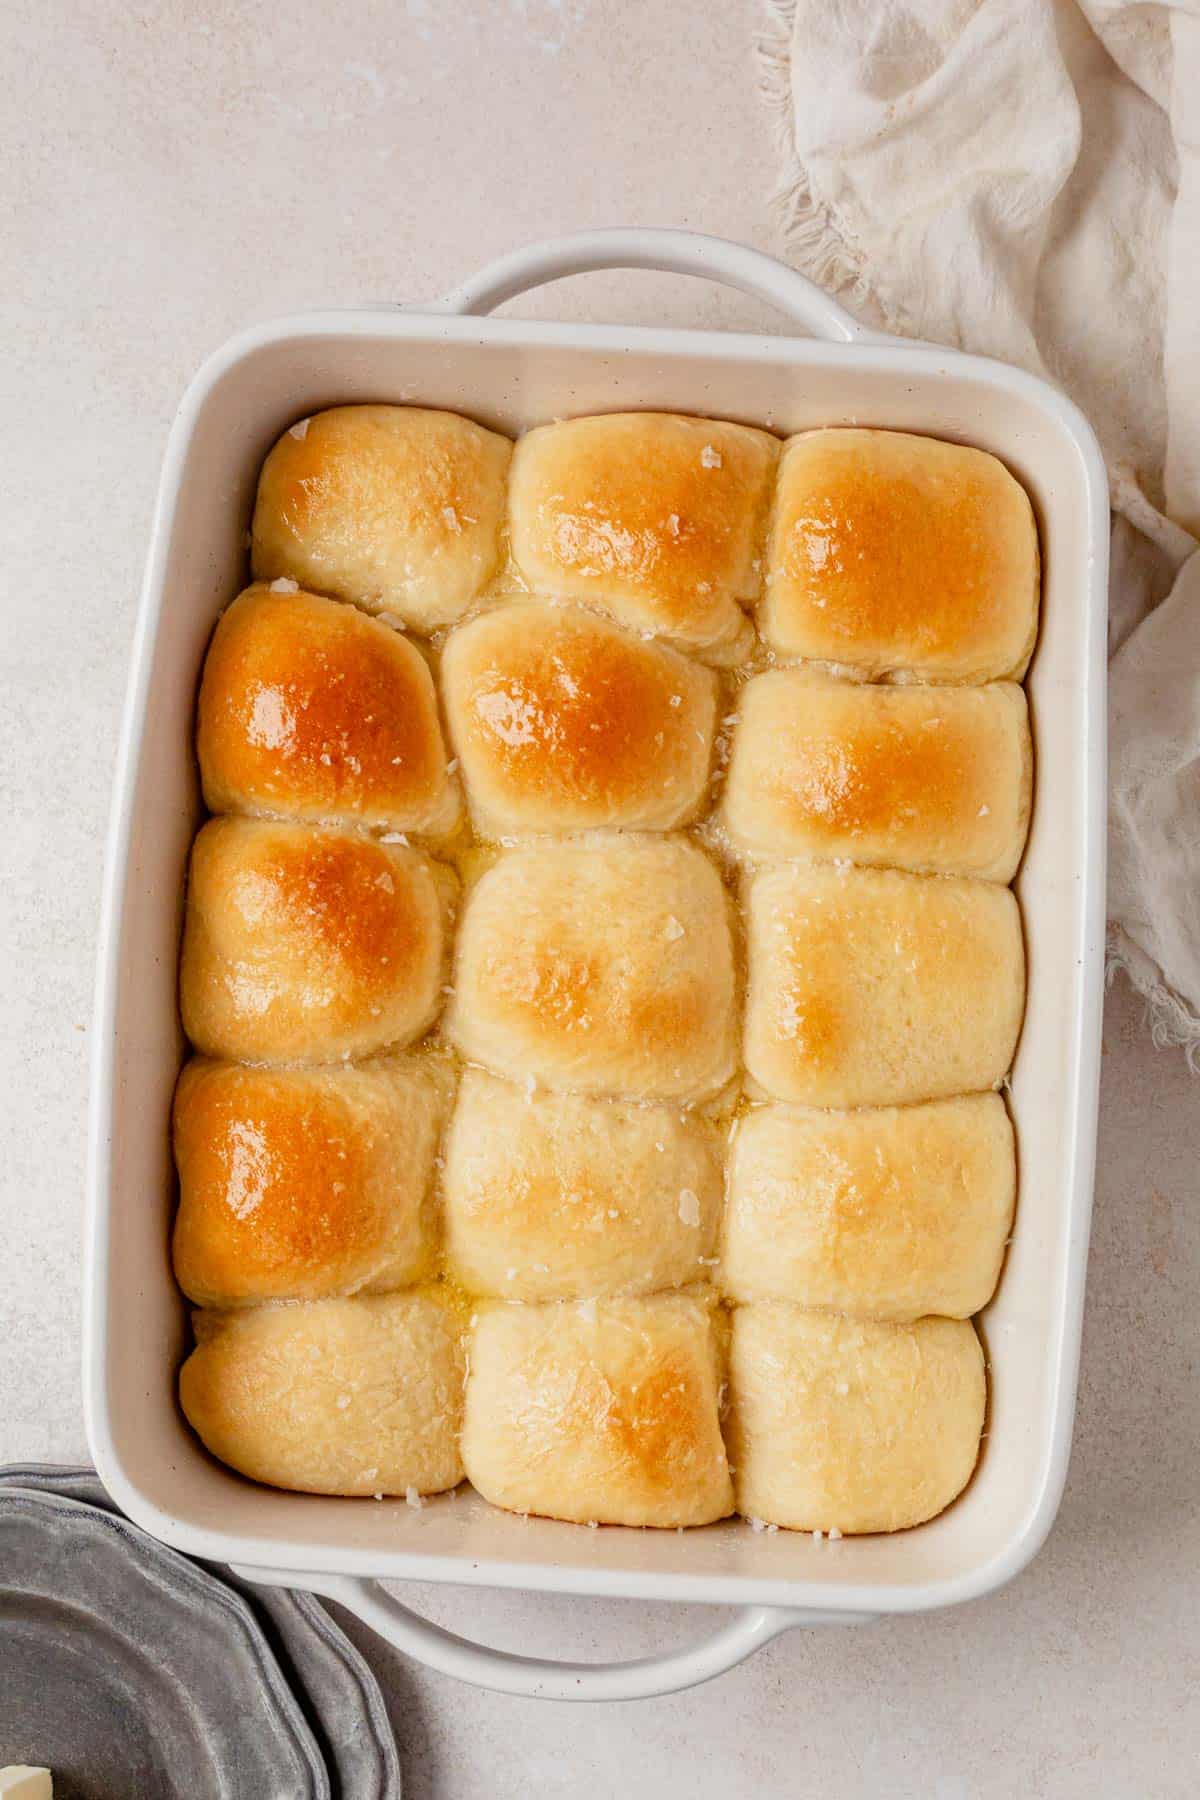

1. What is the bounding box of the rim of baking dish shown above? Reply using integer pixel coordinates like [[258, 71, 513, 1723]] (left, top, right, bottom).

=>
[[83, 304, 1109, 1613]]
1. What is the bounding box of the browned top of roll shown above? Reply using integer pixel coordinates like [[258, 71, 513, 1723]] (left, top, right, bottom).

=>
[[197, 584, 456, 832]]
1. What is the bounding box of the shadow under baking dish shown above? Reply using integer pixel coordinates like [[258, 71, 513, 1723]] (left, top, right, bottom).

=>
[[84, 306, 1106, 1615]]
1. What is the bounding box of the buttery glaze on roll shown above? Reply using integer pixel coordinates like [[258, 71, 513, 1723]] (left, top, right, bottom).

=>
[[761, 429, 1039, 681], [507, 412, 779, 662], [251, 405, 512, 633], [196, 584, 458, 834], [743, 863, 1024, 1108], [443, 1069, 723, 1300], [722, 1095, 1015, 1321], [180, 1291, 466, 1497], [727, 1306, 985, 1533], [174, 396, 1040, 1539], [446, 836, 738, 1101], [441, 602, 718, 836], [722, 672, 1032, 881], [172, 1056, 454, 1307], [179, 818, 452, 1064], [462, 1293, 733, 1527]]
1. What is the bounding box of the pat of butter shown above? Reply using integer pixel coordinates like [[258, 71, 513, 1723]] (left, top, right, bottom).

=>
[[0, 1771, 52, 1799]]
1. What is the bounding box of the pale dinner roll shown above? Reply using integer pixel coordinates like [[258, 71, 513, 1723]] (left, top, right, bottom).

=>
[[744, 863, 1024, 1108], [507, 412, 778, 662], [727, 1305, 985, 1533], [447, 837, 738, 1101], [179, 1290, 466, 1497], [761, 429, 1039, 681], [441, 602, 718, 836], [462, 1294, 733, 1527], [723, 1095, 1015, 1321], [179, 818, 452, 1064], [443, 1068, 722, 1301], [197, 585, 458, 834], [251, 405, 511, 632], [172, 1055, 454, 1307], [722, 672, 1032, 881]]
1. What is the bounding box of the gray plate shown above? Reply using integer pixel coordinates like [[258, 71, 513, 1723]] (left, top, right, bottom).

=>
[[0, 1468, 400, 1799], [0, 1482, 326, 1799]]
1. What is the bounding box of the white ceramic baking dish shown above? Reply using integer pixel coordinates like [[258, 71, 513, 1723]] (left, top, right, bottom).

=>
[[83, 229, 1108, 1702]]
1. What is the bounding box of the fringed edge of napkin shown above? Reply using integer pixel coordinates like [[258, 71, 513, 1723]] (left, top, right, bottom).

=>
[[756, 0, 880, 316], [1108, 926, 1200, 1071]]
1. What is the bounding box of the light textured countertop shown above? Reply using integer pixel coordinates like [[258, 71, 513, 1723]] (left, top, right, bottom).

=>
[[3, 4, 1198, 1795]]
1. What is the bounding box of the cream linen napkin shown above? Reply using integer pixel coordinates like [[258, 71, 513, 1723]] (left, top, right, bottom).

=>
[[759, 0, 1200, 1063]]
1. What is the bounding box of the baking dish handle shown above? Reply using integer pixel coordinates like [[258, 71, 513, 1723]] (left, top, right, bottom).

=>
[[436, 227, 891, 344], [233, 1567, 874, 1701]]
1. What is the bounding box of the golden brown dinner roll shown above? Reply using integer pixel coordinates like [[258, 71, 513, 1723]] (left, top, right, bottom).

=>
[[179, 818, 452, 1064], [743, 863, 1024, 1108], [447, 836, 738, 1101], [761, 429, 1039, 681], [196, 585, 458, 834], [722, 1095, 1015, 1321], [442, 1069, 722, 1301], [172, 1055, 454, 1307], [722, 672, 1032, 881], [462, 1293, 732, 1527], [251, 405, 511, 632], [507, 412, 778, 662], [727, 1305, 984, 1532], [441, 602, 718, 836], [180, 1290, 466, 1497]]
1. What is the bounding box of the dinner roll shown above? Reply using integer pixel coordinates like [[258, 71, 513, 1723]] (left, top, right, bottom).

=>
[[744, 864, 1024, 1108], [179, 1290, 466, 1497], [196, 585, 458, 834], [507, 412, 778, 662], [761, 429, 1039, 681], [172, 1055, 454, 1307], [443, 1069, 722, 1301], [179, 818, 452, 1064], [462, 1294, 732, 1527], [441, 603, 718, 836], [727, 1306, 984, 1532], [251, 406, 511, 632], [722, 672, 1032, 881], [723, 1096, 1015, 1321], [447, 837, 738, 1101]]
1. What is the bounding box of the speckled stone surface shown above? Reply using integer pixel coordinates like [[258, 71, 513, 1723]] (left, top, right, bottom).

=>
[[2, 3, 1198, 1795]]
